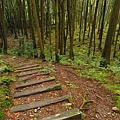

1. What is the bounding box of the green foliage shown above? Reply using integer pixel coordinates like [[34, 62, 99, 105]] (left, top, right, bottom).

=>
[[8, 36, 39, 58], [0, 76, 16, 87], [0, 60, 12, 74], [115, 96, 120, 109], [67, 83, 78, 89], [0, 111, 4, 120], [68, 96, 73, 103], [60, 56, 73, 65], [104, 84, 120, 94], [0, 76, 14, 119], [104, 84, 120, 109], [0, 65, 12, 73], [0, 54, 3, 58], [0, 61, 14, 119]]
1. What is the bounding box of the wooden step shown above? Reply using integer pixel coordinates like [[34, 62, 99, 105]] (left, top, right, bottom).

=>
[[18, 73, 49, 82], [16, 77, 55, 89], [17, 70, 39, 77], [14, 84, 61, 98], [15, 67, 40, 73], [16, 64, 39, 70], [17, 69, 49, 77], [40, 108, 82, 120], [14, 63, 30, 68], [10, 95, 70, 113]]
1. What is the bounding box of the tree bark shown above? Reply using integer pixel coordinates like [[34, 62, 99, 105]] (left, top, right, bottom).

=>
[[100, 0, 120, 67], [31, 0, 45, 60], [88, 0, 99, 57], [55, 0, 59, 62], [0, 0, 7, 53]]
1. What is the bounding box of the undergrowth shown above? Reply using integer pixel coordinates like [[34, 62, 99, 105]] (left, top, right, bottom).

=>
[[0, 59, 15, 120], [8, 35, 39, 58]]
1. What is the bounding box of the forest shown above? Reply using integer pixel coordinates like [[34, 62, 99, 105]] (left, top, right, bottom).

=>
[[0, 0, 120, 120]]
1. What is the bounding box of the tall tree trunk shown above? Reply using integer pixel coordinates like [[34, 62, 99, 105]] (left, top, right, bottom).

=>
[[100, 0, 120, 67], [98, 0, 106, 51], [27, 0, 36, 49], [41, 0, 45, 46], [69, 0, 76, 60], [113, 23, 120, 57], [83, 0, 89, 43], [78, 0, 84, 41], [60, 0, 65, 55], [46, 0, 52, 60], [88, 0, 99, 57], [87, 1, 92, 38], [23, 0, 28, 39], [55, 0, 59, 62], [0, 0, 7, 53], [18, 0, 24, 35], [31, 0, 45, 60], [58, 0, 61, 49]]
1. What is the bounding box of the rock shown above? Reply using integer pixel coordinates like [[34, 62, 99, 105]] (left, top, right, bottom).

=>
[[112, 107, 120, 113], [34, 109, 37, 113], [30, 114, 34, 117], [37, 107, 40, 110]]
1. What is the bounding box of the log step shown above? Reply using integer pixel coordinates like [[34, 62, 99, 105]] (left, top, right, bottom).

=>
[[16, 77, 55, 89], [18, 72, 49, 82], [14, 63, 31, 68], [17, 70, 39, 77], [40, 108, 82, 120], [16, 64, 39, 70], [17, 69, 49, 77], [14, 67, 40, 73], [14, 84, 61, 98], [10, 95, 70, 113]]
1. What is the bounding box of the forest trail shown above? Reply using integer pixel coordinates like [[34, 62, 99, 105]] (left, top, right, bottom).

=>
[[10, 62, 81, 119], [3, 55, 82, 120], [1, 55, 120, 120]]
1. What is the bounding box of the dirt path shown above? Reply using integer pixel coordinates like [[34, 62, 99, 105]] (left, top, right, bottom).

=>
[[2, 54, 120, 120]]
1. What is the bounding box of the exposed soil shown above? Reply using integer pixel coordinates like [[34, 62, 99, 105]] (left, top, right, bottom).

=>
[[1, 54, 120, 120]]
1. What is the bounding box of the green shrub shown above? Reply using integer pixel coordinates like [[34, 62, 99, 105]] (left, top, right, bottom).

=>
[[8, 36, 38, 58]]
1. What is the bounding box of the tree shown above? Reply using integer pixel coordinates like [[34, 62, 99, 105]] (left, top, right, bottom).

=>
[[88, 0, 100, 56], [98, 0, 107, 50], [55, 0, 59, 62], [0, 0, 7, 53], [60, 0, 65, 55], [68, 0, 76, 60], [41, 0, 45, 46], [100, 0, 120, 67], [31, 0, 45, 60], [27, 0, 36, 49]]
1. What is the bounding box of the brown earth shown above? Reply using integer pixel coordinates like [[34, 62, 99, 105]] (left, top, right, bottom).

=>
[[1, 54, 120, 120]]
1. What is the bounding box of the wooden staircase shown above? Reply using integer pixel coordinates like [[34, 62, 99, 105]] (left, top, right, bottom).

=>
[[10, 63, 82, 119]]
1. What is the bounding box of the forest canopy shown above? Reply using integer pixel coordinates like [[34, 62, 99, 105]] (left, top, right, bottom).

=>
[[0, 0, 120, 67]]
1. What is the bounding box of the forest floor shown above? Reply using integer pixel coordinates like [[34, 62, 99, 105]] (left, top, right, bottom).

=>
[[1, 54, 120, 120]]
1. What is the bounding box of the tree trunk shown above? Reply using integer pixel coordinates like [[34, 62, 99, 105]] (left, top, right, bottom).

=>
[[0, 0, 7, 53], [113, 23, 120, 57], [83, 0, 89, 43], [27, 0, 36, 49], [98, 0, 106, 51], [60, 0, 65, 55], [23, 0, 28, 39], [88, 0, 99, 57], [41, 0, 45, 46], [31, 0, 45, 60], [55, 0, 59, 62], [69, 0, 76, 60], [100, 0, 120, 67]]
